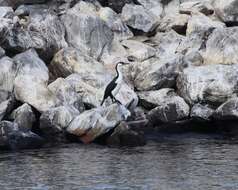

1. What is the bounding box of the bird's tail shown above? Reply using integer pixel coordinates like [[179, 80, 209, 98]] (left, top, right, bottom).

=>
[[100, 98, 105, 106]]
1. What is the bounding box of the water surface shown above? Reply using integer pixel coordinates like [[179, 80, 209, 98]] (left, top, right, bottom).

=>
[[0, 133, 238, 190]]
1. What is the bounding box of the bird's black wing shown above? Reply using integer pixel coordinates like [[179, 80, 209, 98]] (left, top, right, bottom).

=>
[[104, 77, 117, 98]]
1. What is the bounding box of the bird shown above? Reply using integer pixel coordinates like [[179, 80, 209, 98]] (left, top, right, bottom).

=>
[[101, 62, 128, 106]]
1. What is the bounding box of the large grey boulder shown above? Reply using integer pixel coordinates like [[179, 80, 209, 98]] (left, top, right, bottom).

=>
[[146, 88, 190, 123], [62, 4, 114, 60], [121, 40, 156, 61], [151, 30, 185, 61], [121, 4, 158, 33], [213, 0, 238, 24], [132, 56, 180, 91], [180, 1, 214, 15], [99, 7, 133, 41], [177, 64, 238, 106], [203, 27, 238, 65], [186, 12, 225, 35], [48, 78, 85, 112], [13, 49, 59, 112], [3, 10, 67, 61], [0, 121, 44, 150], [50, 47, 107, 80], [157, 13, 189, 34], [67, 104, 131, 143], [215, 98, 238, 120], [10, 103, 35, 131], [137, 0, 163, 18]]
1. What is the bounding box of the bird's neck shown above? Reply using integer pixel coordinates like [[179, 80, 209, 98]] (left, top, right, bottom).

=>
[[116, 66, 123, 82]]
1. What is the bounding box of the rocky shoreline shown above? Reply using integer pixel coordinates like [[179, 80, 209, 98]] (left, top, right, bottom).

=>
[[0, 0, 238, 151]]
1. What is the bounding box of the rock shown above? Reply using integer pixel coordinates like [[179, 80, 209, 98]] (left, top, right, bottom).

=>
[[0, 6, 14, 18], [13, 49, 59, 112], [146, 89, 190, 123], [177, 29, 211, 54], [102, 0, 134, 13], [213, 0, 238, 24], [0, 0, 46, 8], [215, 98, 238, 120], [180, 1, 214, 15], [40, 105, 79, 142], [62, 4, 114, 60], [182, 50, 204, 67], [137, 0, 163, 18], [121, 4, 158, 33], [177, 64, 238, 106], [10, 103, 35, 131], [3, 10, 67, 61], [0, 56, 16, 95], [0, 121, 44, 150], [0, 100, 9, 121], [0, 47, 5, 58], [106, 121, 146, 147], [48, 78, 85, 112], [151, 30, 185, 61], [132, 56, 180, 91], [50, 47, 107, 80], [99, 7, 133, 41], [138, 88, 175, 109], [157, 13, 189, 34], [0, 18, 13, 45], [190, 103, 214, 121], [121, 40, 156, 61], [186, 12, 225, 35], [67, 104, 131, 143], [203, 27, 238, 65]]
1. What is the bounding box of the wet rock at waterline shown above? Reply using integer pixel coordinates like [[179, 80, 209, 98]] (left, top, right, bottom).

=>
[[0, 121, 44, 150], [106, 121, 146, 147], [215, 98, 238, 120], [145, 89, 190, 124], [190, 104, 214, 122], [10, 103, 35, 131], [40, 105, 79, 142], [67, 104, 131, 143]]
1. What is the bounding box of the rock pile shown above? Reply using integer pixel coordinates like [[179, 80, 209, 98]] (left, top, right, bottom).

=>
[[0, 0, 238, 150]]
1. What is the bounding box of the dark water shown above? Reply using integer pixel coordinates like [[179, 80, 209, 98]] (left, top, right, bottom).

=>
[[1, 133, 238, 190]]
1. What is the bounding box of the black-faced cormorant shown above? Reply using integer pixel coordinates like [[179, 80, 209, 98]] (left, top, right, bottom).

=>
[[101, 62, 128, 106]]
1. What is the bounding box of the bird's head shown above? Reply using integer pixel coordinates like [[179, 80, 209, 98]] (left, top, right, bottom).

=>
[[116, 61, 129, 70]]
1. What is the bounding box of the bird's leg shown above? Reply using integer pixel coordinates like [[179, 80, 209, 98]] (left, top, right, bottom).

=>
[[110, 94, 115, 103], [113, 96, 122, 105]]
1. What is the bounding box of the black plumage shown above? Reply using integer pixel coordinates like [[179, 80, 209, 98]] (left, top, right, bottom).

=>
[[101, 62, 126, 106]]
